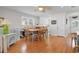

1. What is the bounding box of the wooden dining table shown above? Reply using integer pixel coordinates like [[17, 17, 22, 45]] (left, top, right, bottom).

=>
[[27, 28, 40, 32], [25, 27, 48, 41]]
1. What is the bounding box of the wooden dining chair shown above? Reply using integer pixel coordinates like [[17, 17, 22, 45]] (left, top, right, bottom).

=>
[[40, 29, 45, 40], [37, 28, 46, 41], [43, 28, 48, 39], [32, 31, 39, 41], [26, 30, 38, 41], [27, 31, 33, 41]]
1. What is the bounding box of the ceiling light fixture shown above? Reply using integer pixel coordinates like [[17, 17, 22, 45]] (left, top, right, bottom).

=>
[[35, 6, 49, 12], [38, 7, 44, 12], [38, 6, 46, 12]]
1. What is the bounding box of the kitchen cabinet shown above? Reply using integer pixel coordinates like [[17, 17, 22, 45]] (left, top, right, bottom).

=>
[[3, 33, 17, 53]]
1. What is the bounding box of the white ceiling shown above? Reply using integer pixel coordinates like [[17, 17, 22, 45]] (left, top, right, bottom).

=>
[[2, 6, 79, 17]]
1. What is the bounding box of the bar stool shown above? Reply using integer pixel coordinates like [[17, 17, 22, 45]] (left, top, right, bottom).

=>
[[70, 32, 77, 52], [73, 35, 79, 52], [71, 33, 77, 47]]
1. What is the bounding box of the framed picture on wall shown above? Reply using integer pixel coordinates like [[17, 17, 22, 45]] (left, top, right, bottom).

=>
[[51, 20, 56, 25]]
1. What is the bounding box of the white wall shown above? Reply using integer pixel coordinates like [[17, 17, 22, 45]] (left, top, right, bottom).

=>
[[56, 13, 66, 36], [39, 17, 49, 25], [66, 12, 79, 35], [65, 15, 71, 36], [39, 13, 66, 36], [0, 7, 39, 29], [1, 7, 79, 37]]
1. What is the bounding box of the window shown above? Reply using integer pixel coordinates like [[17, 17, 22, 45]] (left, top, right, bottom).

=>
[[21, 16, 27, 26], [29, 19, 33, 25], [71, 20, 79, 28]]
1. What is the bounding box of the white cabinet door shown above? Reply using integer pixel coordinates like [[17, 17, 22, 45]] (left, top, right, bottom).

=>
[[3, 33, 17, 53]]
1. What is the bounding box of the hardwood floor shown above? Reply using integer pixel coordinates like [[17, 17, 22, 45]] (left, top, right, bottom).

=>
[[7, 36, 73, 53]]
